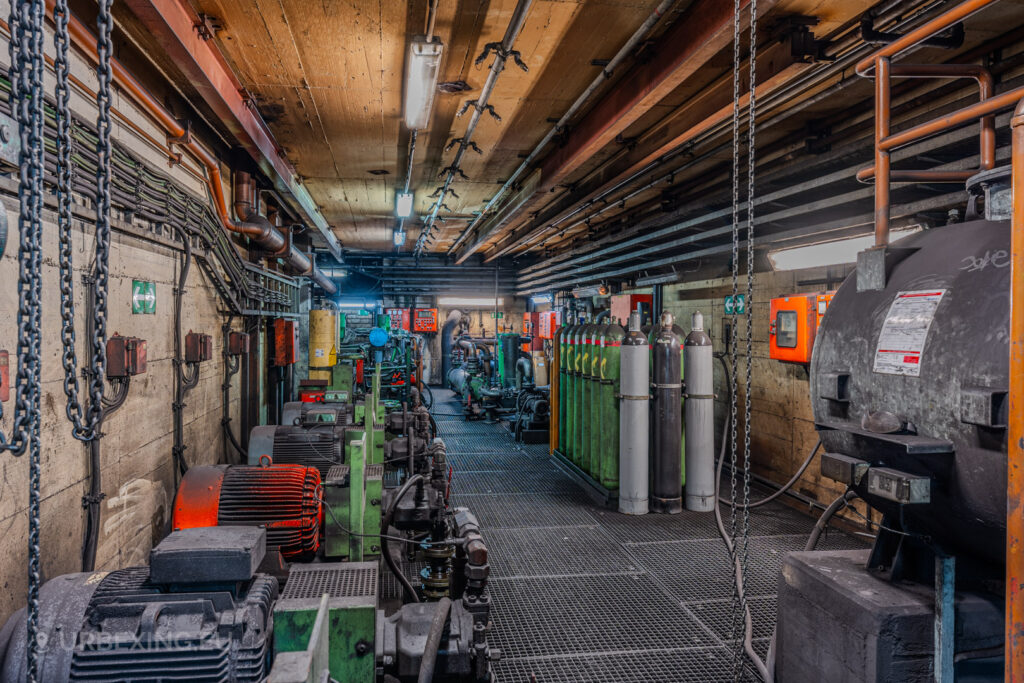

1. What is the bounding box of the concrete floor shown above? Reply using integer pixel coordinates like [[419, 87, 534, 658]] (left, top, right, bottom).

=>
[[421, 389, 868, 682]]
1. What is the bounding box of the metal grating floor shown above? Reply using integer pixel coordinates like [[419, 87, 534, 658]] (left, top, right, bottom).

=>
[[429, 389, 868, 682]]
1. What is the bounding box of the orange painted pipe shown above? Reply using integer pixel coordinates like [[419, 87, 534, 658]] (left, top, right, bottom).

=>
[[882, 86, 1024, 152], [874, 56, 891, 247], [1007, 96, 1024, 683], [855, 0, 997, 76]]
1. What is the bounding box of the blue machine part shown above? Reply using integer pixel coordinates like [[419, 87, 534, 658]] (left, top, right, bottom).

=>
[[369, 327, 389, 347]]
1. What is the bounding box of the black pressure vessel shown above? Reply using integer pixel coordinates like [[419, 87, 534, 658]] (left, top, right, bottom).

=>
[[651, 313, 683, 514]]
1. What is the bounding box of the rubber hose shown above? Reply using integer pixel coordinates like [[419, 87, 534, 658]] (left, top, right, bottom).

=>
[[381, 474, 425, 603], [765, 489, 859, 676], [712, 354, 771, 682], [417, 596, 452, 683], [713, 353, 820, 510]]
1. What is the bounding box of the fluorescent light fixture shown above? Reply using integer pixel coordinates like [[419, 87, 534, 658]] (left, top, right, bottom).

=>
[[395, 191, 414, 218], [337, 302, 374, 309], [320, 268, 347, 278], [768, 226, 922, 271], [393, 229, 407, 247], [437, 296, 503, 307], [403, 37, 443, 130], [529, 293, 552, 304], [572, 284, 609, 298]]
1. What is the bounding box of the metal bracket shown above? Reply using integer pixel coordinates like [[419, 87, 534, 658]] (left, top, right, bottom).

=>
[[773, 15, 834, 63], [439, 165, 469, 181], [475, 42, 529, 72], [194, 13, 222, 41]]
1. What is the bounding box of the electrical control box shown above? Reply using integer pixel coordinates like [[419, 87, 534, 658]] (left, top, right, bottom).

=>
[[769, 292, 835, 364], [412, 308, 438, 333], [271, 319, 297, 366], [107, 335, 148, 377], [228, 331, 250, 356], [0, 350, 8, 403], [611, 294, 652, 326], [184, 332, 213, 364], [522, 312, 541, 352], [385, 308, 410, 332], [538, 311, 560, 339]]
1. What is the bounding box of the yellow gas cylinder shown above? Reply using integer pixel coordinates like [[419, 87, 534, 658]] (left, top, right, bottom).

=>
[[309, 309, 337, 381]]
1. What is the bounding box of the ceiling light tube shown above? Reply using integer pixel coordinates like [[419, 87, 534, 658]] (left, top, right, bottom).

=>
[[437, 296, 503, 307], [404, 37, 444, 130], [571, 284, 609, 298], [768, 226, 922, 271], [395, 191, 414, 218], [393, 229, 407, 247], [529, 293, 552, 304]]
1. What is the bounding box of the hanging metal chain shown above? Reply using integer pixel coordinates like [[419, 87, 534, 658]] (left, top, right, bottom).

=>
[[738, 0, 758, 675], [54, 0, 92, 441], [89, 0, 114, 430], [727, 0, 743, 665], [5, 1, 49, 679]]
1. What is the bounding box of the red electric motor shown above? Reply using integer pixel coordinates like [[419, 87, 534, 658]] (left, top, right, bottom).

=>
[[172, 464, 322, 560]]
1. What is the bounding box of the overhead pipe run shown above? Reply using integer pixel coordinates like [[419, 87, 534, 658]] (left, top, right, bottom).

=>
[[412, 0, 534, 256], [51, 0, 338, 294], [447, 0, 678, 262]]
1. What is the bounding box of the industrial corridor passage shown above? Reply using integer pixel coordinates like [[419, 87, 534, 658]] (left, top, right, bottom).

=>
[[413, 390, 867, 682]]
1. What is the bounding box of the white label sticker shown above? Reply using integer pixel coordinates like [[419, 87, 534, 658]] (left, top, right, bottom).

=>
[[873, 290, 945, 376], [314, 349, 324, 358]]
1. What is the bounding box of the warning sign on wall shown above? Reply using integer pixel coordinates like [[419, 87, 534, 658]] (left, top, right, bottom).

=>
[[872, 290, 945, 377]]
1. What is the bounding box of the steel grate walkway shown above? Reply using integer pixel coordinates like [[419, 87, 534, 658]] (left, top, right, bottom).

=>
[[431, 389, 867, 682]]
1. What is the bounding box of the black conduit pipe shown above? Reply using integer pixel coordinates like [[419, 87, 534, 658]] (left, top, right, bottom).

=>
[[418, 597, 452, 683]]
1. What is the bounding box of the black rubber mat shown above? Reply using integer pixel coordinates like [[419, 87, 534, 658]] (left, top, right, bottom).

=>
[[428, 388, 869, 682]]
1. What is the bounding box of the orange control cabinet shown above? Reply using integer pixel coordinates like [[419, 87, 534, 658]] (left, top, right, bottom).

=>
[[769, 292, 835, 363], [412, 308, 438, 332], [385, 307, 410, 332], [538, 311, 560, 339]]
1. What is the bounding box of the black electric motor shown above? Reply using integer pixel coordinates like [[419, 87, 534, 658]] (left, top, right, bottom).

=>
[[0, 527, 277, 682]]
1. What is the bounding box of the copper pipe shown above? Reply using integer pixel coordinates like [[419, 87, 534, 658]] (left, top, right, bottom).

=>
[[1007, 96, 1024, 683], [53, 0, 336, 293], [874, 56, 891, 247], [855, 0, 997, 76], [882, 86, 1024, 152], [857, 168, 976, 183]]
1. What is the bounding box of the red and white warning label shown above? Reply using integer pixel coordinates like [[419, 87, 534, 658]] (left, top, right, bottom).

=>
[[873, 290, 945, 377]]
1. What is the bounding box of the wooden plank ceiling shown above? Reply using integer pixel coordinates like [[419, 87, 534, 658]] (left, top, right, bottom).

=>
[[187, 0, 674, 253]]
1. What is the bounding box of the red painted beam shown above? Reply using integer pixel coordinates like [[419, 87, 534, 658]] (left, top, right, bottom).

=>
[[538, 0, 751, 190], [121, 0, 342, 259]]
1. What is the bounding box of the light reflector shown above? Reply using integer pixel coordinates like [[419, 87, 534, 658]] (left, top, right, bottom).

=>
[[768, 226, 922, 271], [403, 38, 443, 130], [437, 296, 503, 307], [395, 191, 414, 218]]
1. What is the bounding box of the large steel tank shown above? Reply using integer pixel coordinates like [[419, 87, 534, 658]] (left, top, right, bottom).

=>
[[810, 215, 1009, 572]]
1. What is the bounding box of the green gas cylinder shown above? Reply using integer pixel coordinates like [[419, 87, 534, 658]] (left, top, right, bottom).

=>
[[600, 322, 625, 489], [564, 324, 578, 462], [588, 325, 609, 477]]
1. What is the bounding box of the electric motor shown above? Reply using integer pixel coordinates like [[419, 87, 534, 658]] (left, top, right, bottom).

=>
[[172, 464, 322, 560], [0, 527, 276, 682]]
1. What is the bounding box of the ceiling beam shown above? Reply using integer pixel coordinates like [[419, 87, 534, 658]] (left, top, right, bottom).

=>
[[120, 0, 343, 260]]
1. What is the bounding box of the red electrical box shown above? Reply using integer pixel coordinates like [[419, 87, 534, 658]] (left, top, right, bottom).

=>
[[271, 319, 296, 366], [538, 311, 560, 340], [412, 308, 438, 333], [769, 292, 834, 364], [228, 331, 250, 355], [0, 350, 8, 403], [385, 308, 411, 332], [611, 294, 653, 326], [107, 335, 148, 377], [522, 312, 541, 352], [184, 332, 213, 363]]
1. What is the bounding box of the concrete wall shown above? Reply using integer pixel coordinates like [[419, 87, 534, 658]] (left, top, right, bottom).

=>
[[0, 16, 240, 625], [658, 265, 876, 525]]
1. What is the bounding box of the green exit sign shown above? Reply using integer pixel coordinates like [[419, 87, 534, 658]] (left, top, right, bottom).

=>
[[724, 294, 746, 315], [132, 280, 156, 314], [491, 311, 504, 319]]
